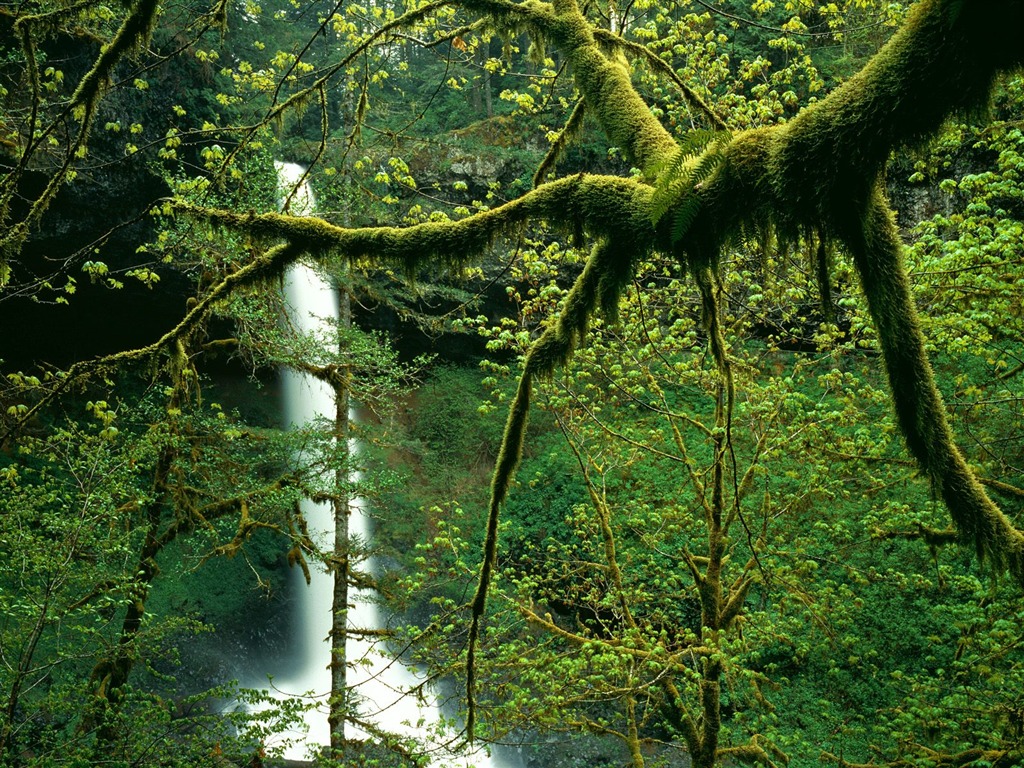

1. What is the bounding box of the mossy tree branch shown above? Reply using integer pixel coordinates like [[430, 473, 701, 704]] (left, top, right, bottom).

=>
[[2, 0, 162, 265], [590, 27, 726, 131], [172, 172, 656, 277], [170, 5, 1024, 744], [672, 0, 1024, 579], [533, 97, 587, 186], [840, 191, 1024, 575]]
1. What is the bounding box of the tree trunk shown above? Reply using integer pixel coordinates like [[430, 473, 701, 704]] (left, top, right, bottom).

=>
[[329, 273, 352, 757]]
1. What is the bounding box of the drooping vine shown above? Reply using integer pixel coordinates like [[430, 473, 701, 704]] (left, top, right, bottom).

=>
[[466, 232, 649, 736]]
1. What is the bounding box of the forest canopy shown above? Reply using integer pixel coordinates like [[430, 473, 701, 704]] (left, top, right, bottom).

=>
[[2, 0, 1024, 765]]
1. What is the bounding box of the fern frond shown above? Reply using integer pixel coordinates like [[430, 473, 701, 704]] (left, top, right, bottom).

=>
[[671, 195, 703, 243], [647, 129, 721, 180], [670, 148, 725, 242], [649, 130, 730, 241], [648, 148, 694, 226]]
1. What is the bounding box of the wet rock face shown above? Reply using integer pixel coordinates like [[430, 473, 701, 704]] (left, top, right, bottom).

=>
[[887, 174, 957, 228], [449, 153, 514, 182], [2, 164, 183, 365], [410, 142, 524, 202], [0, 30, 209, 366]]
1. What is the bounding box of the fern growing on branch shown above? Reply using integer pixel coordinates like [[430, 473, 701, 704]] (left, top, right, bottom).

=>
[[647, 130, 730, 243]]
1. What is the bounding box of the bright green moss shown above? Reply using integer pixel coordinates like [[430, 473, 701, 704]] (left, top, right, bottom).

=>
[[549, 3, 677, 174]]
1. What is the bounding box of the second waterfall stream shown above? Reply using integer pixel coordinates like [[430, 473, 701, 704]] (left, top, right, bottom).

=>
[[264, 161, 519, 767]]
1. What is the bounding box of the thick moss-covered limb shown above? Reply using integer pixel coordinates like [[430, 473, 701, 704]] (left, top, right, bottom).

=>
[[2, 0, 107, 32], [466, 370, 531, 741], [683, 0, 1024, 255], [682, 0, 1024, 251], [531, 23, 728, 185], [694, 657, 723, 768], [873, 524, 958, 547], [979, 476, 1024, 500], [718, 735, 788, 767], [717, 745, 778, 768], [551, 2, 677, 174], [525, 236, 639, 379], [469, 0, 677, 172], [665, 0, 1024, 581], [591, 28, 726, 132], [662, 678, 700, 756], [66, 0, 161, 110], [771, 0, 1023, 224], [843, 190, 1024, 579], [719, 577, 751, 629], [625, 695, 645, 768], [176, 173, 653, 275], [459, 0, 557, 28]]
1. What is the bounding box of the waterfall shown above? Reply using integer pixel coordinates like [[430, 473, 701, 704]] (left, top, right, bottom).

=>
[[274, 253, 336, 758], [264, 161, 519, 767]]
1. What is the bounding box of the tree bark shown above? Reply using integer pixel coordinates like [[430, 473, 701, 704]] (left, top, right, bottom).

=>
[[329, 269, 352, 757]]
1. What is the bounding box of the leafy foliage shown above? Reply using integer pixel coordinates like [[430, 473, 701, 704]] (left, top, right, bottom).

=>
[[3, 0, 1024, 766]]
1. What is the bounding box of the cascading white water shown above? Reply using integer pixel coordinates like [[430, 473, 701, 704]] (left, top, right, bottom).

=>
[[274, 251, 336, 757], [266, 161, 519, 767]]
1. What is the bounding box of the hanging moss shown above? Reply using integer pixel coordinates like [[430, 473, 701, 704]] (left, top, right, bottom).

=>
[[667, 0, 1024, 580], [175, 172, 656, 279], [843, 188, 1024, 576], [533, 98, 587, 187], [686, 0, 1024, 253]]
